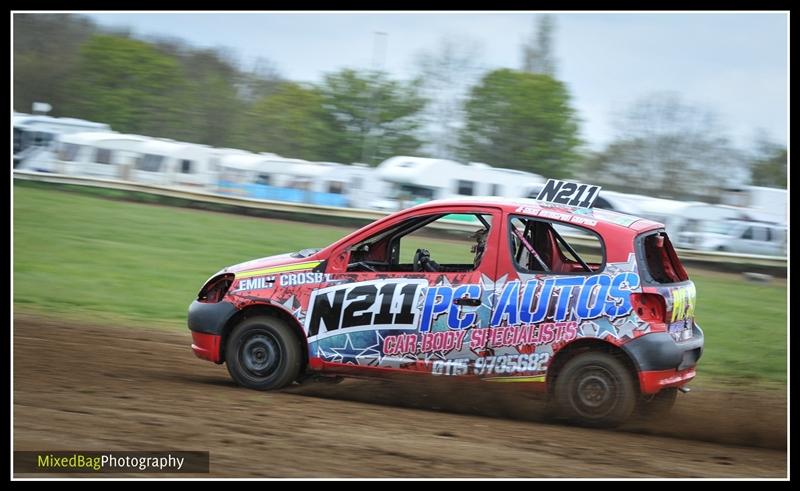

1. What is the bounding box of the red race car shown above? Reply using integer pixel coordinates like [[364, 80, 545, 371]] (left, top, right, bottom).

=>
[[188, 179, 703, 427]]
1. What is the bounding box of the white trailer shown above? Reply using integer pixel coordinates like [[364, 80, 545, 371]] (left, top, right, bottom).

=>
[[374, 156, 545, 210], [130, 138, 221, 188], [14, 113, 112, 170], [216, 154, 383, 207], [721, 186, 787, 224], [49, 132, 151, 179], [216, 152, 300, 191]]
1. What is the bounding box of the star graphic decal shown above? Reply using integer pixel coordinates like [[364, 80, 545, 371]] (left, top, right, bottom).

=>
[[281, 295, 296, 311], [579, 320, 599, 338], [613, 318, 638, 339], [329, 334, 359, 365], [315, 342, 337, 362], [605, 253, 638, 275], [595, 320, 619, 339], [354, 331, 386, 366]]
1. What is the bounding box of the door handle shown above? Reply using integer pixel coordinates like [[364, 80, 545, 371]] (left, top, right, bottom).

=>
[[453, 297, 481, 307]]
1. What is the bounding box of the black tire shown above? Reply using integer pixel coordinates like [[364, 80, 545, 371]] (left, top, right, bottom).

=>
[[638, 388, 678, 419], [553, 352, 637, 428], [225, 315, 303, 390]]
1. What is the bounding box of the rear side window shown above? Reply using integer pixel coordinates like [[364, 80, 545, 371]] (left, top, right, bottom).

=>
[[509, 216, 604, 274], [639, 231, 688, 284]]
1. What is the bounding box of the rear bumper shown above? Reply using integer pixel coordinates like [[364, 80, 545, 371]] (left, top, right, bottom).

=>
[[622, 323, 704, 369], [622, 323, 704, 394], [191, 331, 222, 363]]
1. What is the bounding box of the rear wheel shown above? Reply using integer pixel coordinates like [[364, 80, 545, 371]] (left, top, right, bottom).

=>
[[553, 352, 637, 428], [225, 316, 303, 390]]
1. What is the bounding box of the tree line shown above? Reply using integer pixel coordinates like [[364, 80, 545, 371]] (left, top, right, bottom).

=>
[[13, 14, 786, 197]]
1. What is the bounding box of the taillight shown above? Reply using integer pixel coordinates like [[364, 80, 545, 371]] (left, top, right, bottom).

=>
[[198, 273, 234, 303], [630, 293, 666, 324]]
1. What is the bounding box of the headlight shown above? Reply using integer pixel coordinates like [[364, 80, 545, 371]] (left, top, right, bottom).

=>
[[198, 273, 234, 303]]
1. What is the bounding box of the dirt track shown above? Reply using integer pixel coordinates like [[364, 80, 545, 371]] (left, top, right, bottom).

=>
[[13, 314, 787, 478]]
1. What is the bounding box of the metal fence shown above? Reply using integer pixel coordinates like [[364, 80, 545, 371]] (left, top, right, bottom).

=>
[[13, 170, 788, 271]]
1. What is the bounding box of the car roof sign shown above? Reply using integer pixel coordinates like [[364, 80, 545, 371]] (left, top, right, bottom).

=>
[[535, 179, 602, 208]]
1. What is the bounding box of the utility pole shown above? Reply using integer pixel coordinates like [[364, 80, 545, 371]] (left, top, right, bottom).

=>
[[361, 31, 388, 165]]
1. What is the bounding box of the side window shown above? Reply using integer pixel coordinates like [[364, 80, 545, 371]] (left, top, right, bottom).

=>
[[509, 216, 604, 274], [456, 180, 476, 196], [13, 127, 22, 153], [95, 148, 114, 165], [765, 227, 773, 242], [399, 214, 489, 268], [180, 159, 194, 174], [137, 154, 165, 172], [741, 227, 754, 240], [490, 183, 503, 196], [289, 178, 311, 190], [58, 143, 82, 162], [397, 184, 435, 201], [255, 173, 271, 185], [328, 181, 345, 194], [347, 213, 493, 273]]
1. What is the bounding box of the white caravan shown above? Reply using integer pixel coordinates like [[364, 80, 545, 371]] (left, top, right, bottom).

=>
[[721, 186, 787, 225], [374, 156, 545, 210], [216, 153, 383, 207], [14, 113, 112, 170], [130, 139, 221, 188], [50, 132, 151, 179]]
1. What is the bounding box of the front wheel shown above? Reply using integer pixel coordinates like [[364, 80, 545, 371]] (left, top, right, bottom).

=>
[[225, 316, 303, 390], [553, 352, 637, 428]]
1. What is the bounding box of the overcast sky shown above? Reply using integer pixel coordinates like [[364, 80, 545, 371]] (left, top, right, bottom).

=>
[[86, 12, 788, 151]]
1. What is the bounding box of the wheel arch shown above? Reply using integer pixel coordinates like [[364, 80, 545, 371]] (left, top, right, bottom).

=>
[[220, 303, 309, 369], [547, 338, 640, 397]]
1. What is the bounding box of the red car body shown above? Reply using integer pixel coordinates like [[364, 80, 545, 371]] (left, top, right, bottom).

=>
[[189, 195, 703, 425]]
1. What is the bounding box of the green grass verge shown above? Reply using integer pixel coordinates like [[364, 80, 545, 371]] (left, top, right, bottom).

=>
[[13, 183, 787, 384]]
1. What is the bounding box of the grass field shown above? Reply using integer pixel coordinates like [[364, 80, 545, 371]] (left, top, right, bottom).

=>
[[13, 184, 787, 384]]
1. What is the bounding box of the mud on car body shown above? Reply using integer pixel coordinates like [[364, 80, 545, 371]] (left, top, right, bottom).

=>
[[188, 179, 703, 427]]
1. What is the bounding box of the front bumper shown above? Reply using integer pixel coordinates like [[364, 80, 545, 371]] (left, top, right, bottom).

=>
[[191, 331, 222, 363], [638, 367, 696, 394], [187, 300, 237, 364], [622, 323, 704, 394]]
